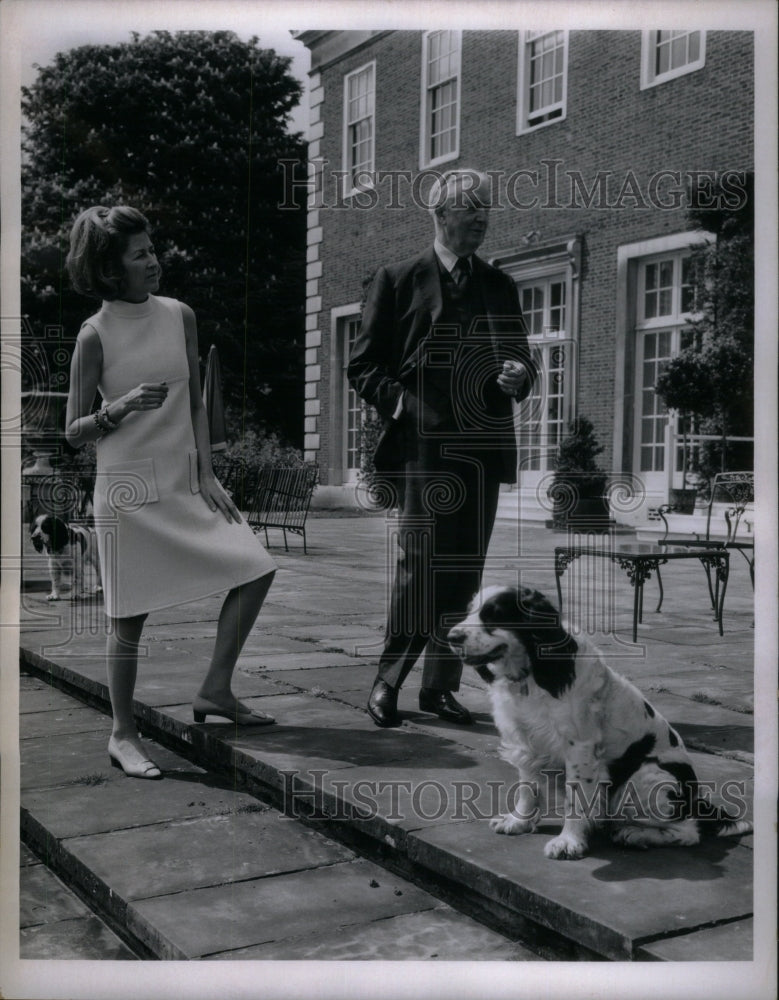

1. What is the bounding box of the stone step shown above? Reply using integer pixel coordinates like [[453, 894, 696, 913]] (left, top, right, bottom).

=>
[[19, 645, 754, 962], [19, 842, 139, 960], [17, 671, 541, 962]]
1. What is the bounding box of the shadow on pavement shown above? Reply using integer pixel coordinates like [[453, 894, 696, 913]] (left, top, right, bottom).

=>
[[225, 725, 479, 769], [588, 835, 749, 883]]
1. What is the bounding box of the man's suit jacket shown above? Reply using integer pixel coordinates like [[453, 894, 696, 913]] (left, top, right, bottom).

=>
[[348, 247, 536, 484]]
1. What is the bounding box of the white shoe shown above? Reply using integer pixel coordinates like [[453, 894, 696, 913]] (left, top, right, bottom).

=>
[[108, 736, 162, 779]]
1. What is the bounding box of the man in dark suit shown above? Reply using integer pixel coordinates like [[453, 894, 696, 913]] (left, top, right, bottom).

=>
[[348, 169, 536, 727]]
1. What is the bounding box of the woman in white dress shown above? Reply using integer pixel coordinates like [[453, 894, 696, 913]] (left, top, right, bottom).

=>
[[65, 206, 278, 779]]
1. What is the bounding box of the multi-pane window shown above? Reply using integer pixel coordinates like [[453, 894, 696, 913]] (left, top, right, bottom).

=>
[[342, 316, 363, 475], [680, 257, 697, 314], [421, 30, 460, 166], [639, 329, 673, 473], [343, 63, 375, 192], [643, 258, 675, 319], [641, 30, 706, 89], [635, 253, 697, 475], [516, 277, 568, 472], [655, 30, 702, 75], [517, 30, 567, 133]]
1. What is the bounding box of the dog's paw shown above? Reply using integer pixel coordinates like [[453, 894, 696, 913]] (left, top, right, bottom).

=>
[[611, 827, 651, 850], [490, 813, 537, 836], [544, 832, 589, 860], [46, 592, 61, 601]]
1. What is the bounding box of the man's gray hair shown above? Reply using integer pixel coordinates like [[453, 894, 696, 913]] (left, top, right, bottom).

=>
[[426, 169, 492, 215]]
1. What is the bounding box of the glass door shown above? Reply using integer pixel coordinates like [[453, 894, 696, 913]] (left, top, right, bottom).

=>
[[515, 276, 570, 502], [633, 253, 695, 498]]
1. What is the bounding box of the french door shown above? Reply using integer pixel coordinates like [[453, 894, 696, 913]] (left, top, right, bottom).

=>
[[633, 252, 696, 497], [515, 275, 570, 501], [342, 315, 362, 483]]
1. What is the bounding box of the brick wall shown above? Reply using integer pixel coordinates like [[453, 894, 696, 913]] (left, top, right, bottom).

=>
[[305, 29, 753, 480]]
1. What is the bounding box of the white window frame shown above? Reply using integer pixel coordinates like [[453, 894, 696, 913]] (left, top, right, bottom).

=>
[[640, 30, 706, 90], [491, 237, 582, 487], [419, 30, 461, 169], [342, 61, 376, 198], [637, 254, 691, 329], [515, 271, 573, 474], [517, 29, 568, 135], [613, 232, 716, 512], [519, 273, 570, 342], [329, 303, 363, 485], [634, 250, 698, 479]]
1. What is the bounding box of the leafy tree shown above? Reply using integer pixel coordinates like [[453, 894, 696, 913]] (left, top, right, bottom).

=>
[[655, 174, 754, 480], [21, 30, 306, 446]]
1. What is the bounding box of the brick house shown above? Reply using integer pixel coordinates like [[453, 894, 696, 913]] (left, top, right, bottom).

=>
[[293, 29, 753, 523]]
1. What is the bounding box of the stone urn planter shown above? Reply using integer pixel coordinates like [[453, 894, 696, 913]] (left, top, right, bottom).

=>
[[550, 472, 611, 531], [21, 390, 69, 474], [669, 486, 698, 514], [548, 417, 612, 533]]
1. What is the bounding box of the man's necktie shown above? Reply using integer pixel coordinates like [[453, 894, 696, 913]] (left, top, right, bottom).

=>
[[452, 256, 471, 292]]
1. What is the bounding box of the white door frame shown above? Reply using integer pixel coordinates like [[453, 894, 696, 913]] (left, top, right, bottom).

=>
[[329, 302, 362, 486], [614, 231, 713, 515]]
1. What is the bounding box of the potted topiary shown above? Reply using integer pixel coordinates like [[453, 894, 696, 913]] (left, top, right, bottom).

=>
[[549, 416, 611, 531], [653, 356, 709, 513]]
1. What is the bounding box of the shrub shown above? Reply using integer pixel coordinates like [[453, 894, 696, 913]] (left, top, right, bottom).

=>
[[552, 416, 607, 493], [357, 405, 384, 484], [223, 427, 305, 471]]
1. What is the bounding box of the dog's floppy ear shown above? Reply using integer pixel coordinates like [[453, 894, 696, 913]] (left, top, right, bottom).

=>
[[30, 516, 44, 551], [42, 515, 70, 553], [513, 588, 577, 698]]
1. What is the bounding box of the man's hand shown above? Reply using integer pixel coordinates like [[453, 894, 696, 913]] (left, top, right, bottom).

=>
[[497, 360, 528, 397]]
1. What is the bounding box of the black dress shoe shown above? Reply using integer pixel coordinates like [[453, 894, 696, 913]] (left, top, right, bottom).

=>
[[367, 677, 401, 728], [418, 688, 473, 724]]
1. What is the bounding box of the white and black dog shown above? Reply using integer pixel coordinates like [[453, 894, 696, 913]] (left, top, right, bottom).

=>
[[30, 514, 102, 601], [448, 585, 752, 860]]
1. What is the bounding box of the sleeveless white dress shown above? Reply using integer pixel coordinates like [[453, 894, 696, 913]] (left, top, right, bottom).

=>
[[87, 295, 275, 618]]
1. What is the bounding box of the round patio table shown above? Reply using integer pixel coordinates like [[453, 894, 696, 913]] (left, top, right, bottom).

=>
[[554, 541, 730, 643]]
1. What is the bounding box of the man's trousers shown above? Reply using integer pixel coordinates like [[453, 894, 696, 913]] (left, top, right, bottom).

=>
[[377, 445, 501, 692]]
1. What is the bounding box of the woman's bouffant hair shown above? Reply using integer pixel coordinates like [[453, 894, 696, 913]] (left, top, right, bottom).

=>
[[66, 206, 152, 300]]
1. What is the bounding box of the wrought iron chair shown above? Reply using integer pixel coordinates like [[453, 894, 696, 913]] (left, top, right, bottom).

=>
[[658, 471, 755, 612], [246, 464, 319, 553]]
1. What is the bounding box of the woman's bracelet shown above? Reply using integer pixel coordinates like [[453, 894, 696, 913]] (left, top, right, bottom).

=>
[[93, 405, 119, 434], [102, 404, 119, 429]]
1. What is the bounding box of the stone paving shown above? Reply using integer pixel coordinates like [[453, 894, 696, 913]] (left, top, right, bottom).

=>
[[19, 841, 137, 960], [18, 672, 538, 961], [17, 511, 759, 961]]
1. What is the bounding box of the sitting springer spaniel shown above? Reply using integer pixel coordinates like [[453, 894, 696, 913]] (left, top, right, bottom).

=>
[[448, 585, 752, 860], [30, 514, 102, 601]]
